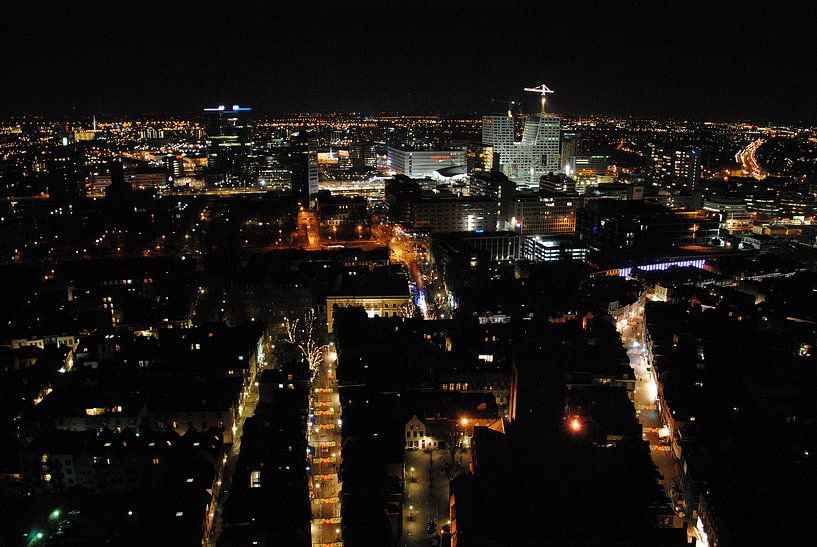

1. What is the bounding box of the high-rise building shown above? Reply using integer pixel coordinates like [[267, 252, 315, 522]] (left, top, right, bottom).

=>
[[482, 114, 515, 171], [647, 145, 701, 190], [560, 130, 583, 174], [289, 130, 319, 205], [203, 104, 255, 187], [45, 140, 82, 202], [482, 113, 561, 185]]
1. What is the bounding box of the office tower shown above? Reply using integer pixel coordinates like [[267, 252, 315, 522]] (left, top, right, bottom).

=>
[[45, 140, 82, 201], [560, 130, 583, 174], [647, 145, 701, 190], [482, 114, 515, 175], [290, 130, 319, 205], [675, 148, 701, 190], [482, 113, 561, 185], [519, 113, 561, 181], [203, 104, 255, 187]]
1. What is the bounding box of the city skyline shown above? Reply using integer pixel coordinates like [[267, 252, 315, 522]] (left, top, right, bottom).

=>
[[3, 3, 817, 546], [2, 1, 816, 121]]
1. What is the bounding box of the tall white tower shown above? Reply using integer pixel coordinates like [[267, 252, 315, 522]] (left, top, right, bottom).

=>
[[482, 114, 515, 174], [481, 84, 562, 185]]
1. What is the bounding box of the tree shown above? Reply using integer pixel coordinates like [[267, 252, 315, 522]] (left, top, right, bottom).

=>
[[282, 308, 329, 384], [396, 301, 418, 319]]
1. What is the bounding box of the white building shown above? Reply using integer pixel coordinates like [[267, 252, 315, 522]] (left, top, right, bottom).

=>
[[482, 113, 561, 185], [386, 147, 466, 179], [703, 198, 753, 234]]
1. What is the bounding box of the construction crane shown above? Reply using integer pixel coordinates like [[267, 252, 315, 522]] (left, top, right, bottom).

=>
[[523, 83, 555, 114], [490, 98, 521, 117]]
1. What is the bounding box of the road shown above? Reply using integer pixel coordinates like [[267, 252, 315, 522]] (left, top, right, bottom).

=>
[[204, 379, 261, 545], [735, 138, 767, 180], [387, 226, 454, 319], [616, 305, 684, 530], [402, 449, 469, 547], [298, 209, 321, 250], [309, 347, 343, 546]]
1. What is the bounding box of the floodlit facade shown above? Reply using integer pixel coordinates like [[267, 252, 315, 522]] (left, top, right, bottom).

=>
[[386, 147, 466, 178], [482, 113, 561, 185]]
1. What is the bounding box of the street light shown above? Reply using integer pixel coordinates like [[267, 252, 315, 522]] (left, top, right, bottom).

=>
[[569, 417, 582, 433]]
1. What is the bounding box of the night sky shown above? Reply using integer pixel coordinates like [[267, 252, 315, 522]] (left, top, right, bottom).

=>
[[2, 0, 816, 121]]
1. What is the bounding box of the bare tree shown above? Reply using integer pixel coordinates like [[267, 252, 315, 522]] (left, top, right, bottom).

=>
[[282, 308, 329, 384], [396, 301, 418, 318]]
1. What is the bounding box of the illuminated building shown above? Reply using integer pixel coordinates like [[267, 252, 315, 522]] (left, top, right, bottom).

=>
[[702, 197, 752, 233], [163, 155, 184, 179], [560, 130, 583, 173], [289, 130, 319, 205], [316, 193, 367, 228], [465, 142, 493, 173], [386, 146, 466, 178], [506, 190, 576, 235], [482, 112, 561, 185], [326, 266, 411, 332], [523, 235, 587, 261], [647, 145, 701, 190], [539, 173, 576, 193], [407, 195, 498, 233], [203, 104, 255, 187], [572, 155, 609, 176]]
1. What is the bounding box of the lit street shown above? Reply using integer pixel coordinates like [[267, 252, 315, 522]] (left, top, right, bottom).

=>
[[617, 303, 684, 530], [402, 449, 469, 547], [388, 228, 454, 319], [309, 348, 343, 546], [735, 138, 767, 180], [206, 379, 261, 545]]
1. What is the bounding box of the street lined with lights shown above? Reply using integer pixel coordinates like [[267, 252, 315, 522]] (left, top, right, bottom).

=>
[[309, 345, 343, 546], [616, 299, 682, 529]]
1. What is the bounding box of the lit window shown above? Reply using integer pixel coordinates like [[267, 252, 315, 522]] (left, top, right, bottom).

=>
[[250, 470, 261, 488]]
